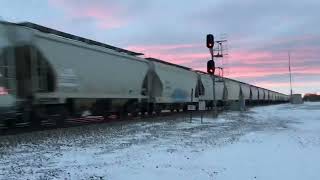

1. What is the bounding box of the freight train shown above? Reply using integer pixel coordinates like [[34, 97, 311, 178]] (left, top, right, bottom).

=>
[[0, 21, 289, 127]]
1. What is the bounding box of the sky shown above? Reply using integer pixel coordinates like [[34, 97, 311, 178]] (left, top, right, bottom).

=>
[[1, 0, 319, 95]]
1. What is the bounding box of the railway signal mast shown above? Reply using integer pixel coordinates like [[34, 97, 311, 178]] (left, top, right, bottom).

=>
[[206, 34, 227, 116]]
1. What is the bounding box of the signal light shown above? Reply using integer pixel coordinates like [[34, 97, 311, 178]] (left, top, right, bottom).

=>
[[207, 60, 215, 75], [206, 34, 214, 48]]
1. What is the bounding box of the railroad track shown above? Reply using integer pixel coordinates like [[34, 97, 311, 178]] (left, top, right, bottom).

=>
[[0, 108, 223, 136]]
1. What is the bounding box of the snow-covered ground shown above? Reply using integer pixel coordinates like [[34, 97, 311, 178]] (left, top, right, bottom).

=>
[[1, 102, 320, 180]]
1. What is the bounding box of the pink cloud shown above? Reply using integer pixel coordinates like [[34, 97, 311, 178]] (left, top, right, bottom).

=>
[[127, 42, 320, 80], [193, 66, 287, 78], [269, 35, 320, 47], [48, 0, 127, 29], [257, 81, 318, 87], [228, 50, 275, 64], [133, 45, 314, 95], [127, 44, 202, 51], [225, 66, 320, 79], [82, 6, 125, 29], [128, 43, 320, 79], [127, 44, 210, 64], [229, 46, 320, 65], [127, 42, 320, 95], [231, 51, 272, 60]]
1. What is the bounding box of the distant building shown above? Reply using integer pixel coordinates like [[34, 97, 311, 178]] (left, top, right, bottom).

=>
[[303, 94, 320, 102]]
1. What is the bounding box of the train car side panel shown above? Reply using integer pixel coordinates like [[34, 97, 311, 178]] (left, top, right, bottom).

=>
[[251, 86, 258, 100], [258, 88, 265, 100], [224, 79, 240, 100], [153, 62, 198, 103], [199, 74, 224, 101], [264, 90, 269, 100], [240, 84, 251, 100], [33, 34, 150, 100]]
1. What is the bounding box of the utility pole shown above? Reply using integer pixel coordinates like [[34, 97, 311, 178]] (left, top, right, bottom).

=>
[[288, 51, 293, 101]]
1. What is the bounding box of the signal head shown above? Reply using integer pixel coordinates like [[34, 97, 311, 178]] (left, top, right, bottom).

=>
[[206, 34, 214, 48], [207, 60, 215, 75]]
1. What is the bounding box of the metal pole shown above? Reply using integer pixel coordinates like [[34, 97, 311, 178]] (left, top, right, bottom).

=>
[[190, 88, 193, 123], [211, 53, 217, 118], [213, 76, 217, 117], [288, 51, 293, 101], [198, 80, 203, 124]]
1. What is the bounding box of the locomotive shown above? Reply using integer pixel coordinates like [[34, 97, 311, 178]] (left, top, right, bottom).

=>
[[0, 20, 289, 127]]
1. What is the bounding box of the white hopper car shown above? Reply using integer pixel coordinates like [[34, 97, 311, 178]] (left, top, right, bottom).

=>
[[0, 21, 289, 127]]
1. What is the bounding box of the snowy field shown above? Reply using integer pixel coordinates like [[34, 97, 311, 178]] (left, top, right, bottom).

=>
[[0, 102, 320, 180]]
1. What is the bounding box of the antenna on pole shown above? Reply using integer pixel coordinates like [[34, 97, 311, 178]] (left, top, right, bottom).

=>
[[288, 51, 293, 98]]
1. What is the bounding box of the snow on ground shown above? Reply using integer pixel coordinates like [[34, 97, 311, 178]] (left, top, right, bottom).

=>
[[0, 102, 320, 180]]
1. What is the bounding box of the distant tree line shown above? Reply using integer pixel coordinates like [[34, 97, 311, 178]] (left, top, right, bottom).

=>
[[303, 94, 320, 101]]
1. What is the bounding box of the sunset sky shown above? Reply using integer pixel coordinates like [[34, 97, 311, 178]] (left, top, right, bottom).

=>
[[1, 0, 319, 95]]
